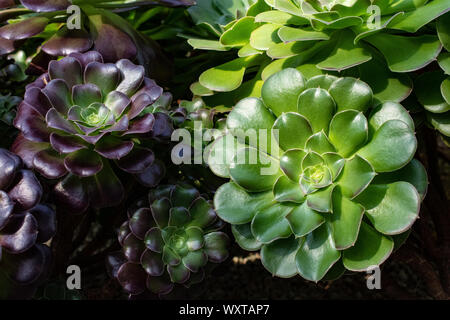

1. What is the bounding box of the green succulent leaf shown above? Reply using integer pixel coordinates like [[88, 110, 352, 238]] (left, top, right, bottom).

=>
[[342, 222, 394, 271], [232, 223, 263, 251], [295, 224, 340, 282], [357, 120, 417, 173], [306, 185, 335, 213], [286, 202, 325, 237], [261, 68, 306, 116], [280, 149, 306, 181], [273, 175, 306, 203], [328, 77, 373, 112], [327, 188, 364, 249], [297, 88, 336, 133], [229, 147, 281, 192], [355, 182, 420, 235], [272, 112, 312, 150], [337, 155, 376, 199], [329, 110, 368, 157], [214, 182, 274, 224], [364, 34, 442, 72], [251, 203, 293, 243], [261, 236, 302, 278]]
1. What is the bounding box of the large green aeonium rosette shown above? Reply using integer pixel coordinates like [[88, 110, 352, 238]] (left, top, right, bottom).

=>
[[207, 68, 428, 281], [12, 51, 173, 213], [107, 184, 229, 297]]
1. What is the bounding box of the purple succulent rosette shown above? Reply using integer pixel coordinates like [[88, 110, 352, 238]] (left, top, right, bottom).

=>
[[107, 184, 229, 297], [0, 148, 56, 299], [12, 51, 172, 213], [0, 0, 195, 81]]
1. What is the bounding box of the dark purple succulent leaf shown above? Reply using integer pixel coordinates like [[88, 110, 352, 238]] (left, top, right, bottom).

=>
[[45, 108, 78, 134], [14, 102, 50, 142], [106, 251, 127, 279], [76, 132, 106, 145], [104, 91, 131, 118], [48, 57, 82, 89], [144, 227, 163, 253], [24, 87, 52, 117], [117, 262, 147, 295], [8, 170, 42, 211], [92, 21, 137, 64], [84, 161, 124, 209], [171, 184, 200, 208], [0, 213, 38, 253], [0, 191, 14, 230], [84, 62, 120, 97], [64, 149, 103, 177], [53, 174, 89, 214], [151, 112, 173, 140], [168, 207, 191, 227], [50, 132, 87, 154], [11, 135, 49, 169], [0, 37, 14, 55], [122, 233, 145, 263], [146, 271, 173, 295], [141, 249, 164, 277], [151, 198, 170, 229], [0, 149, 22, 190], [0, 17, 48, 40], [101, 115, 129, 133], [135, 159, 165, 188], [42, 27, 93, 57], [28, 204, 56, 243], [42, 79, 72, 114], [132, 78, 163, 104], [204, 232, 230, 263], [128, 94, 154, 120], [67, 105, 83, 123], [118, 221, 131, 246], [122, 113, 155, 136], [0, 243, 47, 286], [93, 135, 134, 160], [158, 0, 196, 6], [20, 0, 70, 12], [115, 59, 145, 97], [116, 147, 155, 174], [32, 149, 67, 179], [72, 84, 102, 107], [25, 74, 50, 91], [129, 208, 153, 240], [69, 51, 103, 68]]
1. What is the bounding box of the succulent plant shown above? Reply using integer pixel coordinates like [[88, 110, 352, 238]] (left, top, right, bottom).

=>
[[108, 184, 229, 296], [0, 0, 195, 82], [12, 51, 173, 213], [414, 12, 449, 139], [185, 0, 448, 108], [207, 68, 427, 281], [0, 148, 56, 299]]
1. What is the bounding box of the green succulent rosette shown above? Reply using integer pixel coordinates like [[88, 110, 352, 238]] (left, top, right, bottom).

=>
[[108, 184, 229, 296], [186, 0, 449, 109], [208, 68, 427, 281]]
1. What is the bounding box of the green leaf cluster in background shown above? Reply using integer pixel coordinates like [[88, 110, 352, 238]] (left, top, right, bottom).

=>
[[183, 0, 449, 139]]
